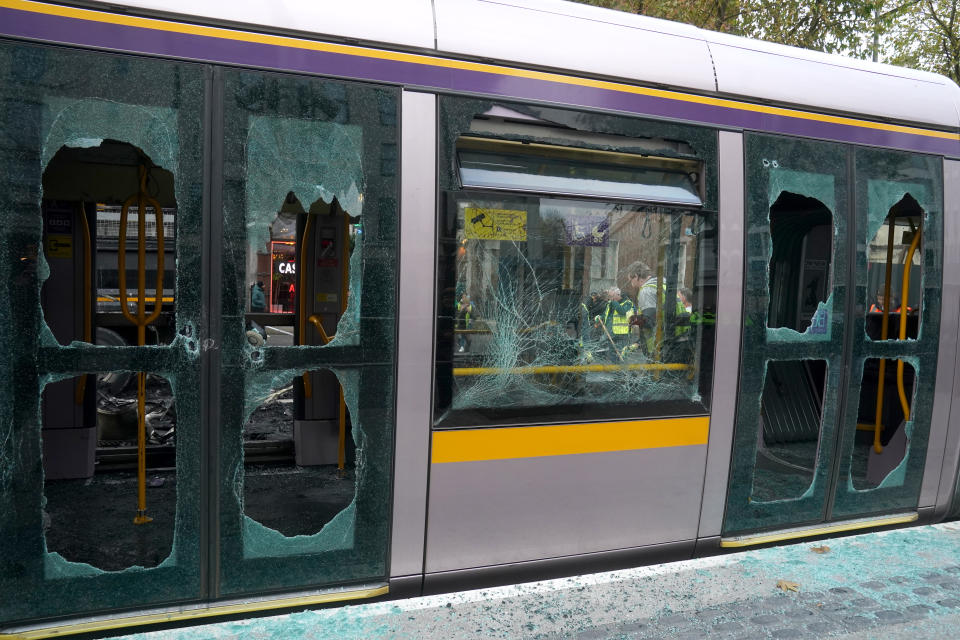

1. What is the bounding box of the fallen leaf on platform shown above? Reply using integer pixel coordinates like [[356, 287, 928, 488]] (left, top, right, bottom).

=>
[[810, 546, 830, 554], [776, 580, 800, 592]]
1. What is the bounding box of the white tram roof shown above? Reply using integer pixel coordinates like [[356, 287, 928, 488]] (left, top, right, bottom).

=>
[[90, 0, 960, 131]]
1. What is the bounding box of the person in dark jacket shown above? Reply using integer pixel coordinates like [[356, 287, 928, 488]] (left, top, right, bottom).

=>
[[250, 281, 267, 312]]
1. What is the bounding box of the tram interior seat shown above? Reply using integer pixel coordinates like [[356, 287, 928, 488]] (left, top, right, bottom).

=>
[[864, 309, 919, 341]]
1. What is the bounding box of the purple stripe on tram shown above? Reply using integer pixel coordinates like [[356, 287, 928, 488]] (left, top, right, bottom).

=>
[[2, 6, 958, 157]]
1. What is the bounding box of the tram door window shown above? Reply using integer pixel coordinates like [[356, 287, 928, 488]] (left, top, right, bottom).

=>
[[750, 360, 827, 503], [0, 42, 205, 623], [218, 69, 397, 596], [725, 135, 942, 536], [864, 198, 924, 341], [832, 148, 941, 520], [39, 141, 181, 572]]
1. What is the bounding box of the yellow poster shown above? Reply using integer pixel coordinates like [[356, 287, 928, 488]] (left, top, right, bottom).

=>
[[46, 234, 73, 258], [464, 208, 527, 241]]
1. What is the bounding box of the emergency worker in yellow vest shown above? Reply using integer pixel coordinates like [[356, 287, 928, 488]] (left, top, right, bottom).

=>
[[624, 261, 687, 357], [595, 286, 634, 360]]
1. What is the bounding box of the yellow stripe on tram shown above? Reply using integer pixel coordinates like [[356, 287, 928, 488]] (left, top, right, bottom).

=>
[[432, 416, 709, 464]]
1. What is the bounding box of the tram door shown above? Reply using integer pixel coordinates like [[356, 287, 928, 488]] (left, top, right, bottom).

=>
[[0, 39, 400, 628], [214, 67, 399, 597], [723, 134, 943, 538]]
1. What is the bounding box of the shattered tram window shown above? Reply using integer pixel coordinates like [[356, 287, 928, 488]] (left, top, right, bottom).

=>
[[242, 370, 356, 550], [864, 195, 924, 342], [0, 40, 205, 624], [831, 147, 942, 520], [42, 372, 177, 571], [435, 100, 717, 427], [218, 69, 398, 595], [750, 360, 826, 503]]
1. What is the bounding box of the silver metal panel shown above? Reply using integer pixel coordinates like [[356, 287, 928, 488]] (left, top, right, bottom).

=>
[[390, 91, 437, 578], [423, 539, 693, 595], [930, 159, 960, 515], [87, 0, 436, 49], [697, 131, 744, 538], [425, 446, 707, 573], [434, 0, 717, 94], [709, 37, 960, 130]]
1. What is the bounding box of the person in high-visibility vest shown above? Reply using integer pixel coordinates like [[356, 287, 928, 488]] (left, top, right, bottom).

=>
[[594, 287, 634, 359], [622, 261, 694, 359]]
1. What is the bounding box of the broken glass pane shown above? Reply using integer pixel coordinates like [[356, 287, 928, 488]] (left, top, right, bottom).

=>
[[766, 192, 833, 338], [864, 199, 923, 342], [218, 68, 397, 595], [850, 358, 916, 491], [41, 143, 178, 347], [750, 360, 826, 503], [0, 40, 205, 624], [435, 97, 716, 427], [42, 373, 177, 571], [724, 133, 848, 536], [831, 147, 942, 520], [242, 371, 355, 547], [436, 193, 714, 426]]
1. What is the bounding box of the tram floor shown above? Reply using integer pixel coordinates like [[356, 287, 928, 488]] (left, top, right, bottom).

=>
[[43, 463, 354, 572]]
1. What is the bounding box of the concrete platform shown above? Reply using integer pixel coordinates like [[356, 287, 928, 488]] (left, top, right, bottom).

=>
[[117, 522, 960, 639]]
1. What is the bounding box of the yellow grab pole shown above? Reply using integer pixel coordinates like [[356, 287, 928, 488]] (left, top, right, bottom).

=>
[[337, 388, 346, 474], [654, 240, 665, 378], [119, 165, 164, 525], [453, 363, 691, 376], [896, 226, 921, 422], [74, 205, 92, 405], [299, 214, 314, 398], [872, 219, 897, 453], [337, 216, 351, 474]]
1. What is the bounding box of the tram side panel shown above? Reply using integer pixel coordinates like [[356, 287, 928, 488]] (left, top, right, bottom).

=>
[[423, 96, 719, 588]]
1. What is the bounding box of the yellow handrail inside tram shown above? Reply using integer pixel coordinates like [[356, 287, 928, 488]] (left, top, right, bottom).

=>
[[870, 218, 898, 453], [299, 213, 314, 398], [453, 363, 690, 376], [118, 165, 165, 526], [74, 205, 92, 405], [654, 244, 665, 368], [896, 225, 921, 422], [337, 217, 350, 474]]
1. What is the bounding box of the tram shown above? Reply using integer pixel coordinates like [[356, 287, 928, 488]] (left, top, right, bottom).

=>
[[2, 0, 960, 636]]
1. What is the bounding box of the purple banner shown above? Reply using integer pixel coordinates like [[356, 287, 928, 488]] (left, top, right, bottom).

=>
[[563, 215, 609, 247]]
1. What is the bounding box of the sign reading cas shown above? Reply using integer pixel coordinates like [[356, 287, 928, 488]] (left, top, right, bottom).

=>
[[464, 208, 527, 241]]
